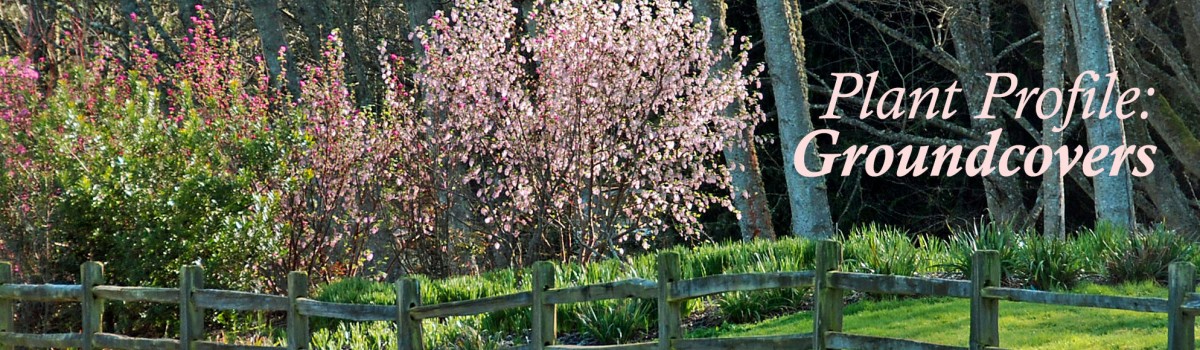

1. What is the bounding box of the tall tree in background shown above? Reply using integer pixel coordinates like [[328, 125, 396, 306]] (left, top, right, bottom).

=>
[[1109, 1, 1200, 237], [1066, 0, 1135, 229], [946, 0, 1030, 227], [402, 0, 467, 274], [833, 0, 1034, 228], [694, 0, 777, 241], [175, 0, 199, 34], [754, 0, 834, 238], [1041, 0, 1067, 238], [247, 0, 299, 95], [294, 0, 373, 107]]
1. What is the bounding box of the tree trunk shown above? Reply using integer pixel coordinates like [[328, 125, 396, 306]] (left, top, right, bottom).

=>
[[693, 0, 777, 241], [1066, 0, 1136, 229], [405, 0, 478, 272], [332, 0, 374, 107], [247, 0, 299, 96], [1041, 0, 1067, 239], [1126, 108, 1200, 238], [176, 0, 200, 34], [406, 0, 439, 54], [948, 0, 1029, 228], [1146, 96, 1200, 180], [1175, 0, 1200, 80], [295, 0, 332, 57], [753, 0, 834, 238]]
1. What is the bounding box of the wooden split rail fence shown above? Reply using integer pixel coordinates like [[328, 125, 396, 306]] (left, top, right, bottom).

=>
[[1, 240, 1198, 349]]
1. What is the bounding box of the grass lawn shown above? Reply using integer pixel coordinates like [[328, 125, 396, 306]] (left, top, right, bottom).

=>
[[689, 282, 1189, 349]]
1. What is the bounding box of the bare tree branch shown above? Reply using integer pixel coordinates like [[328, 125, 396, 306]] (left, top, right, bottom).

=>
[[1124, 1, 1200, 98], [837, 1, 962, 74], [803, 0, 843, 16], [996, 31, 1039, 61]]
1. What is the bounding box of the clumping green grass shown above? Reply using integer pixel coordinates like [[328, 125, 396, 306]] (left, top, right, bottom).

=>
[[690, 281, 1183, 349], [307, 222, 1199, 348]]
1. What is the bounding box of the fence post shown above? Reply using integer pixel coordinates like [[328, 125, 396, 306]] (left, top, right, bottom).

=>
[[0, 262, 10, 347], [970, 250, 1000, 350], [180, 265, 204, 350], [531, 261, 557, 349], [0, 262, 11, 350], [1168, 262, 1196, 350], [396, 278, 423, 350], [657, 252, 682, 350], [81, 262, 104, 350], [287, 271, 310, 350], [813, 240, 843, 350]]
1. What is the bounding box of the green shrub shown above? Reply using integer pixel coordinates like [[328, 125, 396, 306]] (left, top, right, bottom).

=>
[[574, 299, 655, 344], [1016, 235, 1085, 290], [1074, 222, 1126, 274], [1104, 225, 1194, 284], [678, 237, 814, 278], [943, 222, 1023, 279], [914, 235, 953, 273], [312, 277, 396, 330], [840, 224, 922, 276], [424, 318, 507, 350], [315, 277, 397, 305], [716, 288, 807, 324], [311, 322, 393, 350], [711, 245, 811, 323]]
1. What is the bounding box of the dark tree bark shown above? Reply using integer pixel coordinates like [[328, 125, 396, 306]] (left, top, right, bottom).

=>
[[247, 0, 299, 95], [332, 0, 374, 107], [1110, 3, 1200, 181], [693, 0, 777, 241], [294, 0, 332, 57], [176, 0, 200, 34], [23, 0, 55, 71], [1125, 107, 1200, 238], [293, 0, 374, 106], [948, 0, 1030, 228], [753, 0, 834, 238], [1174, 0, 1200, 82]]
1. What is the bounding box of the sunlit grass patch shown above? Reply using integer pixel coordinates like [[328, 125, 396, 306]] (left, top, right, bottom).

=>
[[690, 282, 1184, 349]]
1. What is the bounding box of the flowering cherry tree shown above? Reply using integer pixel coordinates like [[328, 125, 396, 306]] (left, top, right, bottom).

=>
[[409, 0, 762, 263]]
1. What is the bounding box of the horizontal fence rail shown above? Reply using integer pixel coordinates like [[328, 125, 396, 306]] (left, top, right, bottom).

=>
[[0, 240, 1197, 350], [411, 291, 532, 319], [831, 271, 973, 298], [0, 284, 81, 302], [92, 286, 177, 304], [671, 271, 815, 301], [195, 289, 290, 312], [982, 286, 1171, 313]]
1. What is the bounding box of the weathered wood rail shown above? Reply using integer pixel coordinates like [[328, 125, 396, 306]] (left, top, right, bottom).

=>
[[0, 240, 1197, 350]]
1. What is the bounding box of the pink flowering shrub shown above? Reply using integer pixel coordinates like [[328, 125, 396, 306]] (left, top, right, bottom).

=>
[[409, 0, 761, 264], [0, 56, 55, 282], [0, 1, 764, 314], [41, 9, 290, 294], [0, 8, 391, 297], [249, 30, 412, 283]]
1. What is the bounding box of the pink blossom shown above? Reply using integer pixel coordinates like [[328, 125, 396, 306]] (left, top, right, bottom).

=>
[[406, 0, 761, 262]]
